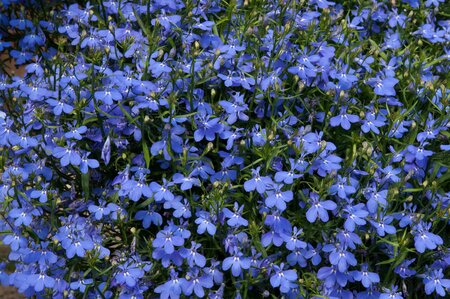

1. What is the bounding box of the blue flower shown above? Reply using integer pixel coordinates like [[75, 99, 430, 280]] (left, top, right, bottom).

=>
[[155, 270, 187, 299], [394, 259, 416, 278], [182, 268, 213, 298], [114, 260, 145, 287], [244, 167, 273, 194], [153, 226, 184, 254], [70, 278, 94, 292], [194, 113, 222, 142], [31, 271, 56, 292], [265, 183, 293, 211], [101, 136, 111, 165], [283, 227, 306, 250], [361, 112, 386, 134], [222, 202, 248, 227], [64, 125, 87, 140], [180, 242, 206, 267], [195, 211, 217, 236], [150, 179, 175, 202], [80, 152, 99, 174], [274, 158, 302, 184], [52, 144, 81, 167], [368, 76, 398, 96], [222, 248, 251, 277], [121, 174, 152, 202], [325, 244, 357, 272], [135, 207, 162, 228], [413, 222, 443, 253], [270, 263, 298, 293], [329, 107, 360, 130], [342, 203, 368, 232], [423, 269, 450, 296], [380, 285, 403, 299], [350, 263, 380, 288], [305, 192, 337, 223]]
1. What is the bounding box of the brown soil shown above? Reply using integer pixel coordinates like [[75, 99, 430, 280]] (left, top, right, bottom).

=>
[[0, 246, 23, 299]]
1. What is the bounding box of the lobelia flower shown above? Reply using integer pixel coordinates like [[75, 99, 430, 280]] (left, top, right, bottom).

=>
[[283, 226, 307, 250], [380, 285, 403, 299], [270, 263, 298, 293], [195, 211, 217, 236], [274, 158, 302, 184], [370, 213, 397, 237], [52, 143, 81, 167], [265, 183, 293, 211], [182, 268, 214, 298], [394, 259, 416, 278], [31, 270, 56, 292], [150, 178, 175, 202], [329, 106, 360, 130], [222, 247, 251, 277], [101, 136, 111, 165], [153, 225, 184, 254], [244, 167, 273, 194], [222, 202, 248, 227], [305, 192, 337, 223], [324, 243, 357, 272], [79, 152, 100, 174], [422, 268, 450, 296], [114, 260, 145, 288], [342, 203, 369, 232], [180, 241, 207, 268], [350, 263, 380, 288], [412, 221, 443, 253], [194, 112, 222, 142], [172, 173, 201, 191]]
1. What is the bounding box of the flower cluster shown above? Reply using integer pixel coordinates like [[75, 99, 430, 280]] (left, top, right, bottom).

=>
[[0, 0, 449, 298]]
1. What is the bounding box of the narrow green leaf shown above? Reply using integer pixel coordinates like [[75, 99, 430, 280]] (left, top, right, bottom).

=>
[[82, 172, 90, 200], [143, 139, 150, 169]]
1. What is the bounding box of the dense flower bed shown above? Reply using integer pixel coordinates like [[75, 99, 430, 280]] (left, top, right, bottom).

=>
[[0, 0, 450, 298]]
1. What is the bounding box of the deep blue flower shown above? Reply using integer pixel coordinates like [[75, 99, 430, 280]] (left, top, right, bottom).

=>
[[274, 158, 302, 184], [244, 167, 273, 194], [222, 248, 251, 277], [222, 202, 248, 227], [330, 107, 360, 130], [368, 76, 399, 96], [52, 144, 81, 167], [155, 269, 187, 299], [180, 242, 206, 268], [350, 263, 380, 288], [305, 192, 337, 223], [422, 269, 450, 296], [80, 152, 100, 174], [172, 173, 201, 191], [413, 222, 443, 253], [182, 268, 213, 298], [342, 203, 368, 232], [265, 183, 293, 211], [283, 226, 307, 250], [101, 136, 111, 165], [153, 226, 184, 254], [270, 263, 298, 293], [150, 179, 175, 202], [394, 259, 416, 278], [325, 244, 357, 272], [380, 285, 403, 299], [370, 214, 396, 237], [194, 113, 222, 142], [195, 211, 217, 236], [114, 261, 145, 288]]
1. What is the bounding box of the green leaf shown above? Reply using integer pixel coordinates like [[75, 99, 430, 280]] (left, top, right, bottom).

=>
[[82, 172, 90, 201], [143, 139, 150, 169]]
